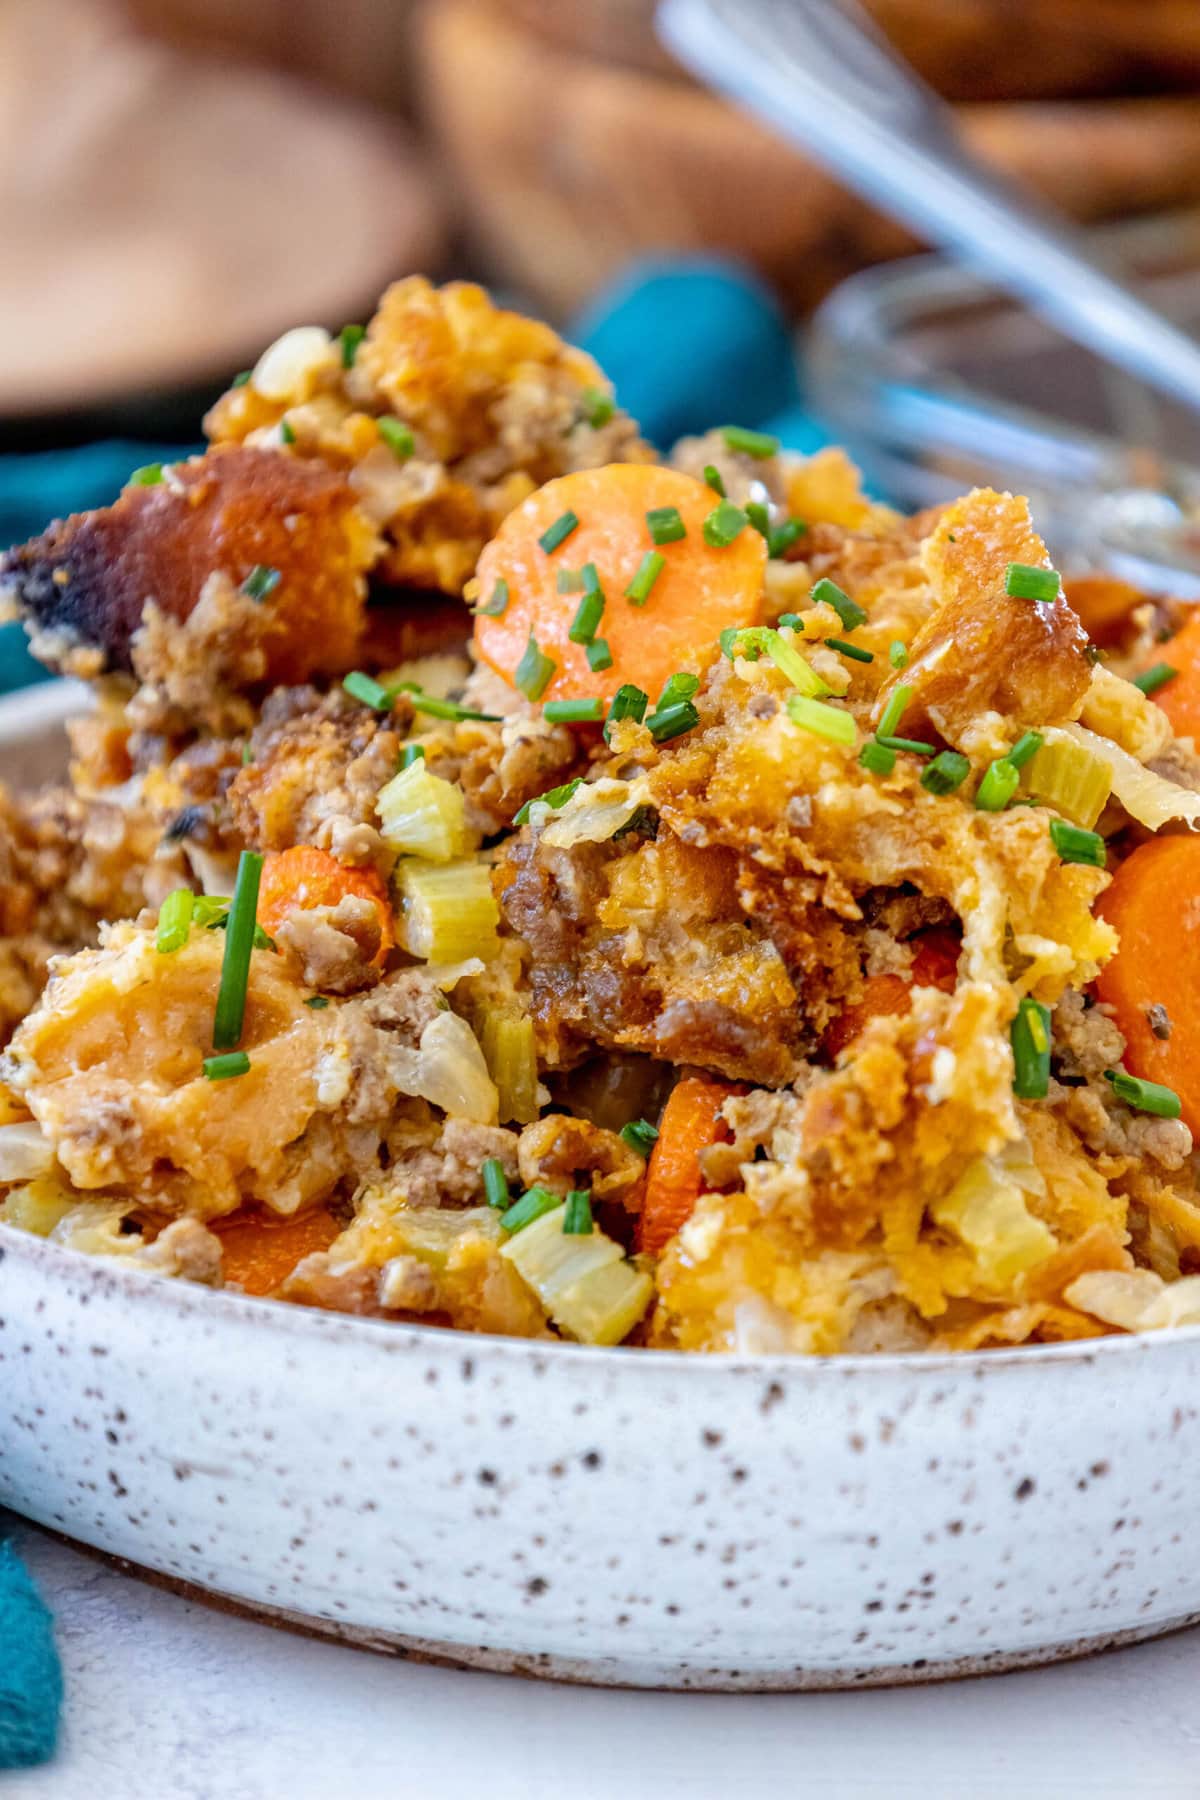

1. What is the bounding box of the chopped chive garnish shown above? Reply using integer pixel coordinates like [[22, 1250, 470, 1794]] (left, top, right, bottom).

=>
[[569, 589, 605, 645], [812, 577, 867, 632], [581, 385, 615, 428], [605, 684, 648, 741], [203, 1051, 251, 1081], [777, 613, 802, 630], [587, 638, 613, 672], [826, 637, 874, 664], [1008, 730, 1044, 770], [703, 500, 749, 548], [1049, 818, 1106, 867], [563, 1189, 594, 1235], [721, 424, 779, 459], [786, 693, 856, 747], [1005, 562, 1060, 603], [403, 689, 500, 723], [194, 895, 231, 928], [279, 417, 296, 446], [500, 1185, 561, 1234], [539, 510, 580, 554], [647, 701, 699, 742], [625, 549, 665, 606], [545, 697, 604, 723], [721, 625, 829, 697], [859, 739, 896, 777], [343, 671, 394, 711], [889, 640, 908, 670], [745, 500, 770, 539], [1011, 997, 1051, 1099], [253, 924, 277, 952], [399, 744, 425, 769], [581, 562, 602, 592], [876, 683, 913, 740], [767, 518, 805, 558], [703, 464, 726, 497], [128, 463, 163, 487], [482, 1157, 510, 1210], [975, 758, 1019, 811], [338, 323, 366, 367], [232, 370, 251, 387], [304, 995, 330, 1009], [378, 416, 415, 460], [1104, 1068, 1181, 1119], [212, 850, 264, 1051], [1134, 662, 1178, 696], [920, 750, 970, 795], [513, 778, 583, 827], [619, 1118, 659, 1156], [876, 735, 936, 756], [241, 743, 254, 766], [646, 506, 686, 545], [477, 578, 510, 617], [657, 671, 700, 710], [557, 567, 587, 593], [242, 564, 281, 603], [156, 888, 194, 954], [514, 634, 556, 701]]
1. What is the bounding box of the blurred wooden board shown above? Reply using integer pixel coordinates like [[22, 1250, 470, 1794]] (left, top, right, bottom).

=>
[[493, 0, 1200, 101], [421, 0, 1200, 317], [0, 1, 444, 418]]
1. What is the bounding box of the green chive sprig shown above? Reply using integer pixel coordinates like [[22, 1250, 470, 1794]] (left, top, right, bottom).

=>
[[211, 850, 263, 1051], [513, 778, 583, 827], [545, 697, 604, 723], [605, 684, 648, 741], [581, 386, 614, 428], [1008, 730, 1044, 769], [477, 579, 510, 618], [647, 701, 699, 743], [203, 1051, 251, 1081], [889, 641, 909, 670], [1133, 663, 1177, 697], [1104, 1069, 1181, 1118], [826, 637, 873, 664], [128, 463, 164, 487], [563, 1189, 594, 1235], [859, 740, 896, 777], [568, 588, 605, 645], [338, 323, 365, 367], [514, 634, 556, 701], [1011, 997, 1051, 1099], [646, 506, 686, 546], [786, 693, 856, 747], [619, 1119, 659, 1156], [399, 744, 425, 770], [703, 464, 726, 497], [343, 671, 393, 711], [1005, 562, 1060, 603], [539, 510, 580, 553], [721, 425, 779, 459], [243, 565, 281, 603], [920, 750, 970, 795], [378, 417, 415, 460], [876, 683, 913, 741], [587, 639, 613, 672], [812, 578, 867, 632], [625, 551, 665, 606], [703, 501, 748, 548], [1049, 819, 1106, 867], [975, 758, 1020, 811], [156, 888, 194, 955], [483, 1157, 510, 1209], [500, 1185, 561, 1234]]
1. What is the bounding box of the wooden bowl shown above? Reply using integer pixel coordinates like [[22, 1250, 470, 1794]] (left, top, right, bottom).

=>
[[492, 0, 1200, 101], [419, 0, 1200, 317]]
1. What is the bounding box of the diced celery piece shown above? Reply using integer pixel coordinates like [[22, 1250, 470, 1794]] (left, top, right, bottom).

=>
[[396, 858, 499, 961], [500, 1204, 653, 1345], [377, 761, 475, 862], [481, 1012, 540, 1124], [1021, 736, 1112, 830]]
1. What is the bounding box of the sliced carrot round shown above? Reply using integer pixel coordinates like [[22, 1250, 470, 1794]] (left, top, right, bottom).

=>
[[474, 465, 765, 705], [1095, 834, 1200, 1132], [257, 845, 394, 964], [823, 931, 960, 1060], [214, 1205, 341, 1296], [1152, 609, 1200, 742], [638, 1074, 743, 1258]]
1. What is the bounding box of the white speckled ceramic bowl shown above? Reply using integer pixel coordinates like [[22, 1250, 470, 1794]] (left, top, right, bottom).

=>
[[2, 684, 1199, 1689]]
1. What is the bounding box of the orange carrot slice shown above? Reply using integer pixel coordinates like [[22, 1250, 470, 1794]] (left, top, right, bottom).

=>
[[638, 1075, 742, 1258], [474, 465, 765, 705], [1095, 834, 1200, 1133], [1063, 574, 1143, 648], [823, 930, 960, 1060], [257, 845, 394, 963], [214, 1206, 342, 1297], [1151, 609, 1200, 742]]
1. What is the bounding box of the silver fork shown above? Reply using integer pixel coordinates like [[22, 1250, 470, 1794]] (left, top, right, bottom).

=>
[[657, 0, 1200, 428]]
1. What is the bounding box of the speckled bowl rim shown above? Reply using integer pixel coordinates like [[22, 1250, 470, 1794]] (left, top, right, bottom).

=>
[[6, 1218, 1199, 1380]]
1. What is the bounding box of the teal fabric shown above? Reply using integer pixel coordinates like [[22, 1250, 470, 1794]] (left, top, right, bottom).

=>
[[0, 439, 198, 692], [0, 1540, 61, 1768]]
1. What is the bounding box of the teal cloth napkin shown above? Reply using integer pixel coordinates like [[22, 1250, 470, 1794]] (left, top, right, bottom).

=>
[[0, 1539, 61, 1768], [0, 259, 824, 1764]]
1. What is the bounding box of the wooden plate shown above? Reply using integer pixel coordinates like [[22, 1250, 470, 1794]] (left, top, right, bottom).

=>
[[0, 0, 444, 417]]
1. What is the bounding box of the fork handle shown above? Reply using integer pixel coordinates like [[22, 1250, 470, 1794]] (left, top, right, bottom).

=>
[[657, 0, 1200, 419]]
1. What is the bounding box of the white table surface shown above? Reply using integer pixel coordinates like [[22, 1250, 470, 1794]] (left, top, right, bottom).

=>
[[3, 1514, 1199, 1800]]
